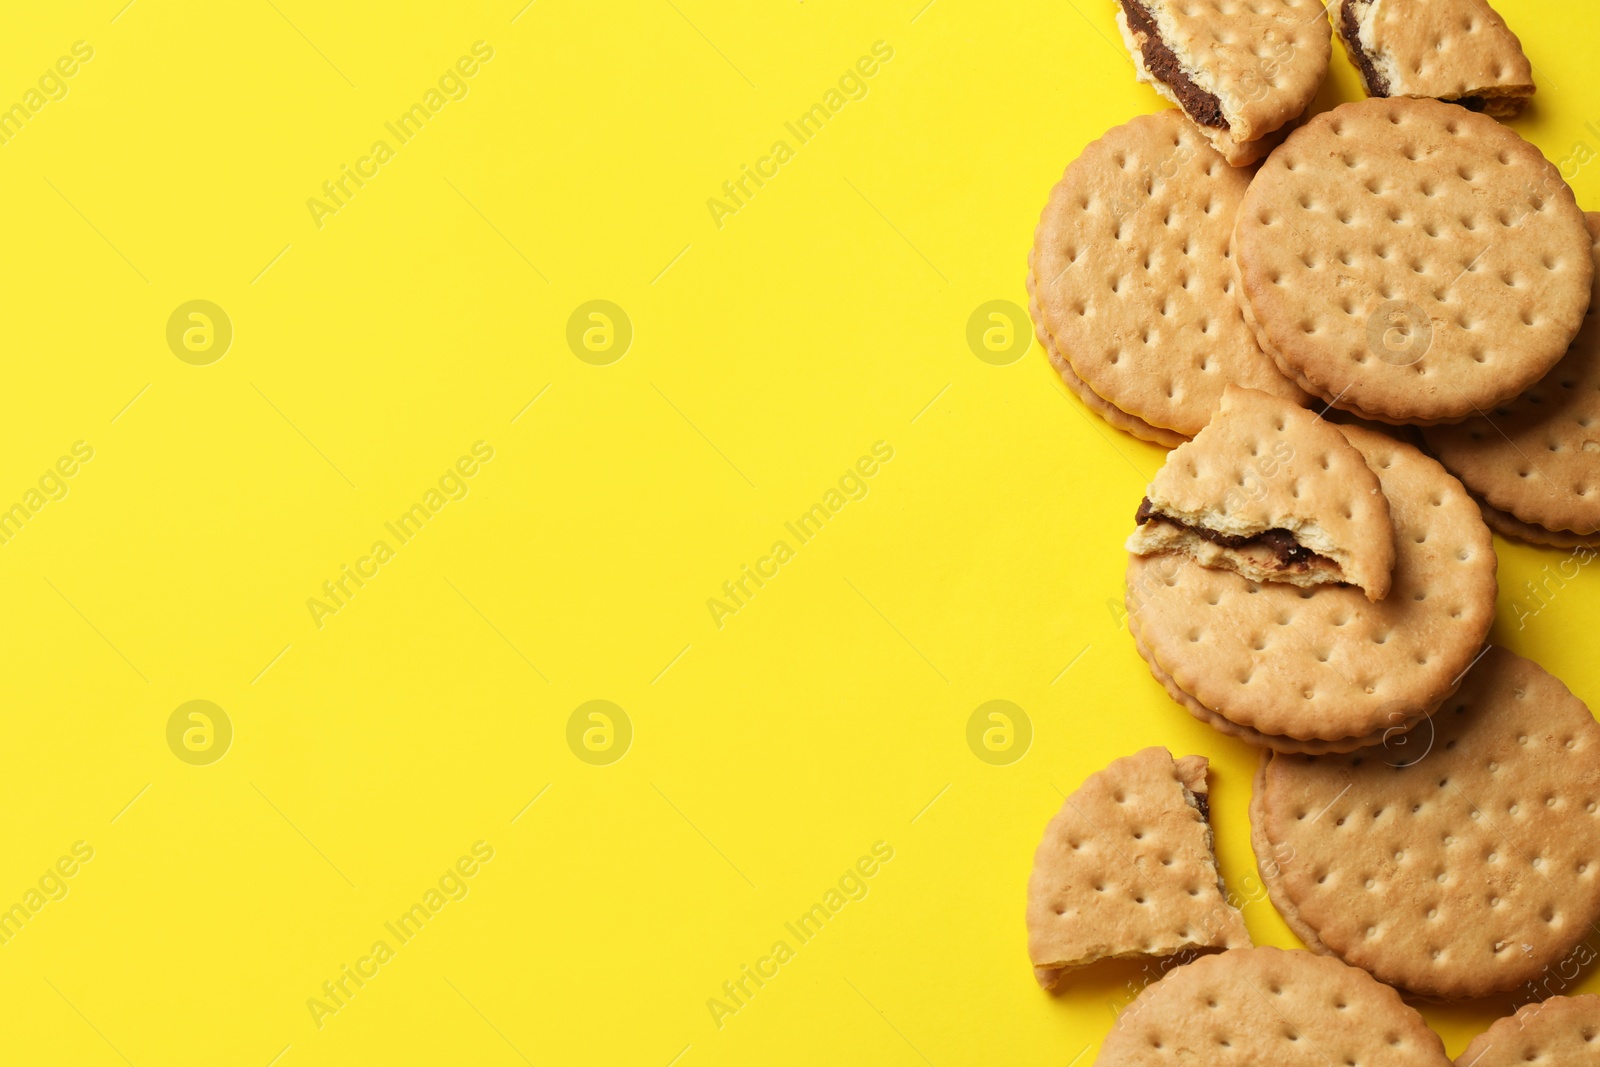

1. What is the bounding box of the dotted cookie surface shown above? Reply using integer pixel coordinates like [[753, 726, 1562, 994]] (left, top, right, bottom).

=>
[[1128, 423, 1495, 743], [1253, 647, 1600, 999], [1127, 386, 1395, 599], [1116, 0, 1331, 166], [1032, 110, 1306, 440], [1234, 97, 1592, 425], [1130, 622, 1419, 754], [1028, 272, 1186, 447], [1027, 747, 1247, 988], [1454, 994, 1600, 1066], [1424, 215, 1600, 539], [1094, 946, 1450, 1066], [1338, 0, 1534, 112]]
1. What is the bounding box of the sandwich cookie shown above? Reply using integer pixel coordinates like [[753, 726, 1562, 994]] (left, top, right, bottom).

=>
[[1252, 647, 1600, 999], [1027, 747, 1248, 989], [1114, 0, 1332, 166], [1128, 386, 1395, 599], [1334, 0, 1535, 118], [1128, 424, 1495, 749], [1423, 214, 1600, 548], [1030, 110, 1307, 444], [1454, 995, 1600, 1066], [1094, 947, 1451, 1066], [1234, 98, 1593, 425]]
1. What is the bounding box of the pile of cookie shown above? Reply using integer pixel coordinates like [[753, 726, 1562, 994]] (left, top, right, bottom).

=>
[[1025, 0, 1600, 1059]]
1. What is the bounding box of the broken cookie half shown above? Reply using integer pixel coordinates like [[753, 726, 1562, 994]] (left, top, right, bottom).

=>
[[1027, 747, 1249, 989], [1127, 387, 1396, 600], [1334, 0, 1534, 118], [1114, 0, 1331, 166]]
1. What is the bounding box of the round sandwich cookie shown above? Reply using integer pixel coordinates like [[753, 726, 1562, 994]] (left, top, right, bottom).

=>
[[1030, 110, 1308, 444], [1113, 0, 1331, 167], [1334, 0, 1535, 119], [1095, 946, 1451, 1066], [1252, 647, 1600, 1000], [1131, 625, 1412, 754], [1234, 97, 1593, 426], [1127, 424, 1496, 749], [1127, 386, 1397, 600], [1423, 214, 1600, 548], [1029, 288, 1187, 447], [1455, 995, 1600, 1066]]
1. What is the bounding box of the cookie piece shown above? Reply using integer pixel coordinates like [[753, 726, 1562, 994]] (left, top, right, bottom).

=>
[[1423, 215, 1600, 544], [1027, 747, 1249, 989], [1253, 647, 1600, 999], [1113, 0, 1331, 166], [1235, 98, 1593, 425], [1128, 386, 1395, 599], [1128, 424, 1495, 746], [1095, 947, 1451, 1066], [1335, 0, 1535, 118], [1455, 995, 1600, 1066], [1031, 111, 1308, 442]]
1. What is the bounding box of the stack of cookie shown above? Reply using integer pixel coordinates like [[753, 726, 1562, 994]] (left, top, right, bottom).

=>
[[1126, 386, 1497, 752], [1023, 0, 1600, 1056]]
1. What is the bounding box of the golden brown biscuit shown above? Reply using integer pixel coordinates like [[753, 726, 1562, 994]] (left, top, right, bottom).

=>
[[1094, 947, 1451, 1065], [1114, 0, 1332, 166], [1027, 747, 1249, 989], [1132, 622, 1425, 754], [1334, 0, 1535, 118], [1029, 274, 1186, 447], [1032, 111, 1307, 441], [1235, 98, 1592, 425], [1454, 995, 1600, 1065], [1423, 215, 1600, 544], [1128, 424, 1495, 746], [1128, 386, 1396, 598], [1253, 647, 1600, 999]]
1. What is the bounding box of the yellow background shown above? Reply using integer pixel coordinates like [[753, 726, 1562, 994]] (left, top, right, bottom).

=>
[[0, 0, 1597, 1062]]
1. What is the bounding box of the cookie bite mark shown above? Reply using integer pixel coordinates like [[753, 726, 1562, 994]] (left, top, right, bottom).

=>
[[1025, 747, 1249, 990], [1125, 387, 1395, 600], [1333, 0, 1534, 119], [1119, 0, 1228, 129], [1337, 0, 1389, 96], [1134, 496, 1342, 579]]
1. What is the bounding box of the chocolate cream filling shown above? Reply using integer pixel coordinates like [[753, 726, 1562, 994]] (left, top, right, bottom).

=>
[[1135, 497, 1337, 572], [1339, 5, 1497, 110], [1120, 0, 1229, 129], [1338, 1, 1390, 96]]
